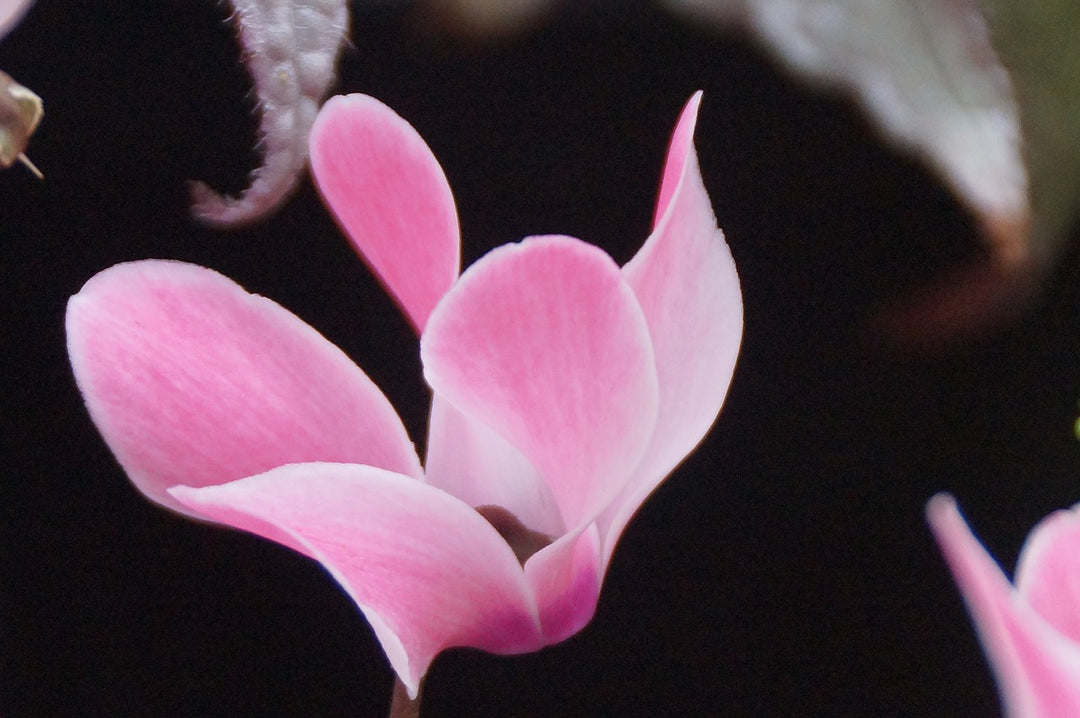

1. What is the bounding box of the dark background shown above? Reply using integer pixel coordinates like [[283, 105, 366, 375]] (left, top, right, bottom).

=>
[[4, 2, 1079, 715]]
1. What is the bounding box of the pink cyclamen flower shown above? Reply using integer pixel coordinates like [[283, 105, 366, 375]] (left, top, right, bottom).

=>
[[66, 92, 742, 697], [927, 493, 1080, 717]]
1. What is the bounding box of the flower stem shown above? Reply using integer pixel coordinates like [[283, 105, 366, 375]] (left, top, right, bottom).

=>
[[389, 677, 421, 718]]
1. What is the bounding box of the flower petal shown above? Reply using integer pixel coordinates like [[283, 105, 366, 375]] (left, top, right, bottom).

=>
[[0, 0, 33, 40], [425, 395, 565, 537], [600, 92, 742, 563], [66, 260, 422, 520], [421, 235, 659, 529], [927, 494, 1080, 718], [1014, 503, 1080, 644], [310, 94, 461, 332], [524, 523, 603, 645], [169, 462, 543, 699]]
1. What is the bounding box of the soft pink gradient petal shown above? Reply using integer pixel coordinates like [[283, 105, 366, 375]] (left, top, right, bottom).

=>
[[927, 494, 1080, 718], [652, 92, 700, 228], [1015, 504, 1080, 643], [0, 0, 32, 39], [310, 94, 461, 332], [524, 523, 603, 644], [599, 92, 742, 564], [66, 261, 422, 520], [425, 395, 565, 537], [421, 235, 659, 530], [169, 462, 543, 699]]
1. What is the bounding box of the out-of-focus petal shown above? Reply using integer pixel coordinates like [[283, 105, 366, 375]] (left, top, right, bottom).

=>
[[310, 94, 460, 332], [927, 494, 1080, 718], [425, 395, 565, 537], [523, 523, 602, 644], [170, 462, 542, 698], [1014, 504, 1080, 644], [600, 92, 742, 563], [0, 0, 33, 40], [421, 235, 659, 529], [66, 260, 421, 520]]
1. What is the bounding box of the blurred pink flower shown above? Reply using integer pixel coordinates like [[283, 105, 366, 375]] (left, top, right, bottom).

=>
[[927, 494, 1080, 717], [66, 93, 741, 696]]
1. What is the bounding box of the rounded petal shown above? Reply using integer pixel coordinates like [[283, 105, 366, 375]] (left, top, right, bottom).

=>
[[169, 463, 543, 698], [425, 395, 565, 537], [927, 494, 1080, 718], [1015, 503, 1080, 643], [66, 260, 422, 520], [524, 523, 602, 645], [421, 235, 659, 529], [310, 94, 461, 332], [600, 92, 743, 564]]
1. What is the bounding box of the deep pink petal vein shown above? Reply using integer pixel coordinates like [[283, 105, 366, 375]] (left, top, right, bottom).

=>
[[66, 92, 743, 697]]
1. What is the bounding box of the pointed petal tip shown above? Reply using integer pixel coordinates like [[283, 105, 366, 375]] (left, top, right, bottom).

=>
[[601, 90, 738, 560], [653, 92, 706, 229], [686, 89, 704, 114]]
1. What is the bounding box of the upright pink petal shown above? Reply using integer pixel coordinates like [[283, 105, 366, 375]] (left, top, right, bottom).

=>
[[310, 94, 461, 332], [66, 261, 422, 520], [927, 494, 1080, 718], [425, 396, 565, 537], [421, 235, 659, 530], [651, 91, 701, 228], [170, 462, 543, 698], [600, 92, 742, 563]]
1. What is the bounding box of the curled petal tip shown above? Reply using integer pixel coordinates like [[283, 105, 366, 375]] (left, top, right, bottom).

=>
[[602, 91, 741, 564], [653, 91, 705, 227]]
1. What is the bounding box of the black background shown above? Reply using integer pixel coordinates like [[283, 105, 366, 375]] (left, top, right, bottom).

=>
[[4, 2, 1080, 715]]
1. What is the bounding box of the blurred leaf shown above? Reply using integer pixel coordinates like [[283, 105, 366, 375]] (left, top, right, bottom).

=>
[[665, 0, 1030, 260], [981, 0, 1080, 257], [665, 0, 1080, 337]]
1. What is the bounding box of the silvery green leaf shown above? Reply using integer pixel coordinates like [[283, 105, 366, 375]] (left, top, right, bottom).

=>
[[980, 0, 1080, 260], [665, 0, 1031, 268], [191, 0, 350, 226]]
